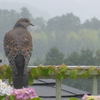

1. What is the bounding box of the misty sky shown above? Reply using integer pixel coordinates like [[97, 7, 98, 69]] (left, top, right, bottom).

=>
[[1, 0, 100, 22]]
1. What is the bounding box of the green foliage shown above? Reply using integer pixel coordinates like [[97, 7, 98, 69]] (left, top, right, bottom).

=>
[[88, 66, 96, 73], [0, 95, 15, 100], [30, 97, 42, 100], [81, 70, 89, 78], [7, 95, 15, 100], [0, 64, 100, 95], [0, 64, 98, 85], [69, 97, 79, 100], [30, 68, 39, 77], [40, 67, 51, 76], [0, 64, 12, 82], [28, 74, 34, 85], [70, 70, 78, 79], [59, 64, 68, 72], [0, 95, 6, 100]]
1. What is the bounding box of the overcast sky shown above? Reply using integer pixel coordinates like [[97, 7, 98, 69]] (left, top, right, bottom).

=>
[[0, 0, 100, 22]]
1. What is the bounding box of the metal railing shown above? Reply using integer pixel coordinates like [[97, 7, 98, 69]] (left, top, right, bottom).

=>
[[28, 66, 100, 100]]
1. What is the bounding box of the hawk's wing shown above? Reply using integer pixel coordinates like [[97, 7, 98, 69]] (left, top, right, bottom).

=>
[[4, 28, 33, 74]]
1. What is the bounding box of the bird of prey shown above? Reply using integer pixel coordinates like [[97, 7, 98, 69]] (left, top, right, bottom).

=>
[[3, 18, 33, 89]]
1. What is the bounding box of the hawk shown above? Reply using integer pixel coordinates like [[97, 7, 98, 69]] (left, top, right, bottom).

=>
[[4, 18, 33, 89]]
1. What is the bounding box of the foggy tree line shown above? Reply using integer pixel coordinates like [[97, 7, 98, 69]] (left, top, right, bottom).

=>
[[33, 46, 100, 66], [0, 7, 100, 31], [0, 7, 100, 64]]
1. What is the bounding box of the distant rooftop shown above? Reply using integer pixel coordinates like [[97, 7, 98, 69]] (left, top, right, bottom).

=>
[[30, 79, 90, 100]]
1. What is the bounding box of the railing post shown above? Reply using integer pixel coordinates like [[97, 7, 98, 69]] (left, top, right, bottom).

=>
[[92, 76, 98, 95], [56, 78, 61, 100]]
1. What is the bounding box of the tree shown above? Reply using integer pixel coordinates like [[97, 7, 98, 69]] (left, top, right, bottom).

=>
[[64, 52, 80, 65], [81, 17, 100, 30], [91, 17, 100, 30], [44, 46, 64, 65], [46, 13, 81, 32], [64, 49, 96, 66], [79, 49, 95, 65], [81, 19, 92, 29], [0, 9, 21, 31], [95, 49, 100, 65], [33, 17, 46, 32], [20, 7, 32, 19]]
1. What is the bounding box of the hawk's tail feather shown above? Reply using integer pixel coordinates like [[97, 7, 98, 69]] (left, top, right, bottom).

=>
[[13, 73, 28, 89], [12, 53, 29, 89]]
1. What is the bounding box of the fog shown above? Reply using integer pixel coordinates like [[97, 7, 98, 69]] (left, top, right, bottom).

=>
[[0, 0, 100, 22], [0, 0, 100, 65]]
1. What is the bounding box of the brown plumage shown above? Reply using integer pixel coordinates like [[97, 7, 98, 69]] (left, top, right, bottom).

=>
[[3, 18, 33, 89]]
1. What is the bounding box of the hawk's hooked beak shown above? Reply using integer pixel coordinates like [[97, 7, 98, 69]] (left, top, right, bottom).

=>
[[30, 23, 34, 26]]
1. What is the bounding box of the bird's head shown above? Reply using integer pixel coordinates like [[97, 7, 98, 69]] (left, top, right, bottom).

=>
[[14, 18, 34, 29]]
